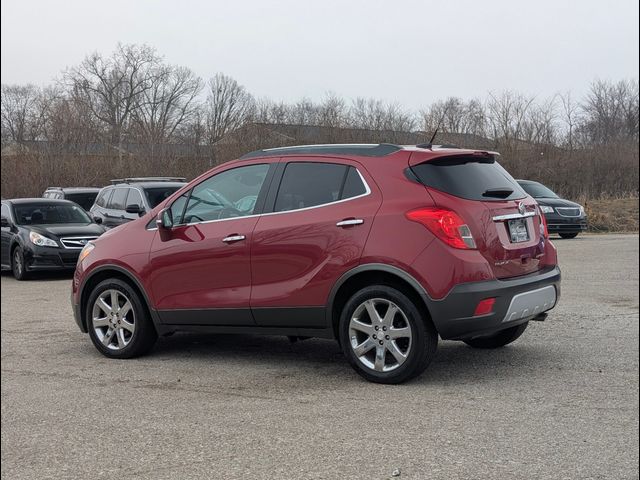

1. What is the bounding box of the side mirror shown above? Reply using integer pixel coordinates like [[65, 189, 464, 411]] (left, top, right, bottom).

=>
[[156, 208, 174, 229], [93, 216, 103, 225], [125, 204, 145, 216], [156, 209, 174, 241], [0, 216, 10, 228]]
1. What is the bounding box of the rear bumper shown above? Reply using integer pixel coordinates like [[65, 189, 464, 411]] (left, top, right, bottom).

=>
[[428, 266, 561, 340]]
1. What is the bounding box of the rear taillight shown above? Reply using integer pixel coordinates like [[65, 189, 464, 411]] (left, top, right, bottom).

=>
[[538, 208, 549, 238], [406, 207, 477, 249]]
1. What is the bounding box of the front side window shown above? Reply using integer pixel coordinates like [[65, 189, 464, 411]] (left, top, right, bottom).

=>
[[109, 188, 129, 210], [126, 189, 144, 207], [181, 164, 269, 224], [274, 162, 366, 212]]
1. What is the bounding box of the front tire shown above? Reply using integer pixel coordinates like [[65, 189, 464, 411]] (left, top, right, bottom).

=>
[[339, 285, 438, 384], [463, 322, 528, 349], [86, 278, 157, 358], [559, 232, 579, 239], [12, 246, 29, 280]]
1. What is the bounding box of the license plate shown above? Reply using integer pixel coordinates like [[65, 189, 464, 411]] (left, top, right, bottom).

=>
[[508, 218, 529, 243]]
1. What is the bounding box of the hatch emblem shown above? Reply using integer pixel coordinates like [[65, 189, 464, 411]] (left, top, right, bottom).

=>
[[518, 202, 526, 215]]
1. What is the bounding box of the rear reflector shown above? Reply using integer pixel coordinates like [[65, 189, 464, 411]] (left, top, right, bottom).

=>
[[474, 298, 496, 316], [405, 207, 477, 249]]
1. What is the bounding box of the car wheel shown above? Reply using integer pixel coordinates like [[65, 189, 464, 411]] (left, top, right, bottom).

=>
[[559, 232, 579, 239], [86, 278, 157, 358], [11, 246, 29, 280], [339, 285, 438, 384], [463, 322, 528, 349]]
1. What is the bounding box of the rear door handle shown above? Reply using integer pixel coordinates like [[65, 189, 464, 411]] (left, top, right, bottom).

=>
[[222, 234, 246, 244], [336, 218, 364, 227]]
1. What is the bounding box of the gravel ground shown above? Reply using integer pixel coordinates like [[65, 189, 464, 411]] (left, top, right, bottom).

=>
[[1, 234, 638, 480]]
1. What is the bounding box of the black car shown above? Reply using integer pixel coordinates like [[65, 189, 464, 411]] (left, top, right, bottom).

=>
[[1, 199, 105, 280], [517, 180, 588, 239], [90, 177, 186, 229], [43, 187, 101, 211]]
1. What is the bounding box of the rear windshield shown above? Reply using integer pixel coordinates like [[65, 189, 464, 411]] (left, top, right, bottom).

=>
[[143, 186, 183, 208], [65, 192, 98, 210], [410, 156, 527, 201]]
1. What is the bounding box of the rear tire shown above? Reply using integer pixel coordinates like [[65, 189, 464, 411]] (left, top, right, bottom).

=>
[[86, 278, 157, 358], [559, 232, 579, 239], [339, 285, 438, 384], [11, 246, 29, 280], [463, 322, 528, 349]]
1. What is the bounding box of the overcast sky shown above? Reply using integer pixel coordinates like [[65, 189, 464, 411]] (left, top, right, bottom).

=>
[[1, 0, 638, 108]]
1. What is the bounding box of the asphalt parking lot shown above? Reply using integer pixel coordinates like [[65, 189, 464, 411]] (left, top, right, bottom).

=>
[[1, 234, 638, 480]]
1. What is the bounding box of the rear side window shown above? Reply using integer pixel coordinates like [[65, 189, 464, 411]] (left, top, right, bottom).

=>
[[410, 156, 526, 201], [109, 188, 129, 209], [274, 163, 365, 212], [95, 189, 111, 207]]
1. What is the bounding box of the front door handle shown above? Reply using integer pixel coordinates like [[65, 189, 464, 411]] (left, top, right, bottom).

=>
[[336, 218, 364, 227], [222, 234, 246, 244]]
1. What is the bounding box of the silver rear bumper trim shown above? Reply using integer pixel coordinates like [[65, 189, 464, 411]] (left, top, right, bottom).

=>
[[502, 285, 557, 323]]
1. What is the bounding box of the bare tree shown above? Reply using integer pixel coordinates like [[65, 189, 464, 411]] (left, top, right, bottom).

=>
[[486, 91, 536, 148], [65, 44, 161, 162], [130, 65, 202, 166], [559, 91, 580, 151], [1, 84, 45, 146], [204, 73, 254, 165]]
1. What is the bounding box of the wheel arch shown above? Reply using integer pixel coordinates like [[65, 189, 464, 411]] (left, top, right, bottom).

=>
[[327, 263, 436, 339], [79, 265, 159, 332]]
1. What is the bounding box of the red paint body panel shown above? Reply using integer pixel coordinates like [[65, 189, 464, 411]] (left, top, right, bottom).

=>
[[73, 145, 559, 332], [250, 157, 382, 308]]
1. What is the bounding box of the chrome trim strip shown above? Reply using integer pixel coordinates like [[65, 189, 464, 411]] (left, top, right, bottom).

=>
[[60, 236, 99, 249], [492, 211, 536, 222]]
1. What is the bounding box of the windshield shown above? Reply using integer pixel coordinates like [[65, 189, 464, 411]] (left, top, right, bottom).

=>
[[519, 182, 559, 198], [144, 186, 183, 208], [65, 192, 98, 211], [14, 203, 93, 225]]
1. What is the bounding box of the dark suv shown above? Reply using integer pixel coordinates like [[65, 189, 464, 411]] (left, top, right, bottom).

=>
[[43, 187, 101, 211], [72, 144, 560, 384], [90, 178, 185, 229]]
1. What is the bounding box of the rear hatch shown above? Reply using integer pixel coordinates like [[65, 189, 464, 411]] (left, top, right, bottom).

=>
[[409, 152, 547, 279]]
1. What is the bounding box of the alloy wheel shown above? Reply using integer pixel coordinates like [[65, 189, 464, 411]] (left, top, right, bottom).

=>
[[348, 298, 413, 372], [91, 289, 136, 350]]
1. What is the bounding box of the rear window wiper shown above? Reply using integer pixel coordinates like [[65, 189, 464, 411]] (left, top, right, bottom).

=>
[[482, 188, 514, 199]]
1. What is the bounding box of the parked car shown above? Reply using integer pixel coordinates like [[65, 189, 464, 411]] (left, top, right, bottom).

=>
[[517, 180, 587, 239], [90, 177, 186, 229], [1, 198, 105, 280], [71, 144, 560, 384], [43, 187, 101, 211]]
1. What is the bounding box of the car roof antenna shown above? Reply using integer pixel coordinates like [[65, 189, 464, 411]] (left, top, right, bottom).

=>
[[416, 105, 449, 150]]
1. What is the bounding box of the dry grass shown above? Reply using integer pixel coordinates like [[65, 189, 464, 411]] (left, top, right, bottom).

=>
[[584, 197, 639, 232]]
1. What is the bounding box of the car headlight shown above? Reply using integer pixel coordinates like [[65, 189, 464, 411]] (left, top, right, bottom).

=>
[[579, 205, 586, 216], [539, 206, 555, 214], [29, 231, 59, 247], [78, 242, 95, 263]]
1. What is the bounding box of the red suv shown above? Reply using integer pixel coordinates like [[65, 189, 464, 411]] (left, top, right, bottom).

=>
[[71, 144, 560, 383]]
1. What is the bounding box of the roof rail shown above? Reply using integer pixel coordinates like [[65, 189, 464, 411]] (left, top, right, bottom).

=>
[[110, 177, 186, 185], [239, 143, 402, 159]]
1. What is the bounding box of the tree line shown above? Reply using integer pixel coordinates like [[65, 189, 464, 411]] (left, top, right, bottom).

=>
[[1, 43, 638, 200]]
